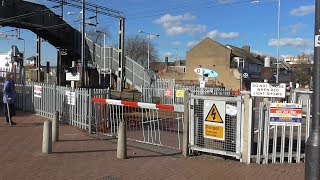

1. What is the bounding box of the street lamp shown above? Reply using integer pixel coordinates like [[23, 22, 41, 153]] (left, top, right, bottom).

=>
[[276, 0, 281, 83], [18, 37, 25, 84], [139, 30, 159, 70], [67, 11, 82, 31]]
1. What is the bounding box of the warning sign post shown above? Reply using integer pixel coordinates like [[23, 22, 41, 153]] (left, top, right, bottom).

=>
[[203, 100, 225, 141]]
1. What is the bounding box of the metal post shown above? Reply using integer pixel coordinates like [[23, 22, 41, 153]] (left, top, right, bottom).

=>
[[61, 0, 64, 20], [109, 47, 112, 98], [52, 111, 59, 142], [42, 120, 52, 154], [117, 18, 125, 91], [117, 121, 127, 159], [36, 36, 41, 82], [72, 61, 75, 89], [147, 34, 150, 70], [182, 90, 189, 157], [276, 0, 280, 83], [81, 0, 86, 87], [305, 1, 320, 179], [103, 33, 106, 88], [276, 0, 281, 83]]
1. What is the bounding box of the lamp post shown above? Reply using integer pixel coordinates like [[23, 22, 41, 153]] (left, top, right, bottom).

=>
[[276, 0, 280, 83], [305, 1, 320, 180], [80, 0, 86, 87], [18, 37, 25, 84], [138, 30, 159, 71], [67, 11, 82, 31]]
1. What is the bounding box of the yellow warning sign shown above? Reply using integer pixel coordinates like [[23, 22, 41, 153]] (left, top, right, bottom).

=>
[[175, 90, 184, 98], [205, 104, 223, 123], [205, 124, 224, 139]]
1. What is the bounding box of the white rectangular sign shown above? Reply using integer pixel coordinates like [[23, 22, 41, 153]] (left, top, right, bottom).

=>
[[34, 85, 42, 98], [65, 91, 76, 105], [66, 72, 80, 81], [200, 81, 205, 88], [251, 82, 286, 98]]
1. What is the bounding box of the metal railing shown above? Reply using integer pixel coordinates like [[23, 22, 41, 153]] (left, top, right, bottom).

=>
[[1, 82, 108, 131], [141, 85, 232, 104], [86, 38, 154, 92], [92, 98, 184, 150], [253, 100, 311, 164]]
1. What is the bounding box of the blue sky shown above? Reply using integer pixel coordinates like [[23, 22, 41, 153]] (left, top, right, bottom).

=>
[[0, 0, 316, 65]]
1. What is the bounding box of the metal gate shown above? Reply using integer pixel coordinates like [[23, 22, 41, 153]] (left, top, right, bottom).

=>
[[253, 100, 311, 164], [189, 95, 243, 159], [92, 98, 185, 150]]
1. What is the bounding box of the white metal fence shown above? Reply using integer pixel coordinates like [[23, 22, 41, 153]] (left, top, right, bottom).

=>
[[1, 82, 108, 131], [92, 98, 184, 150], [252, 100, 311, 164], [141, 85, 232, 105]]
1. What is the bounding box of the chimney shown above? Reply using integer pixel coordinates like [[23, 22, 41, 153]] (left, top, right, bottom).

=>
[[242, 45, 250, 52]]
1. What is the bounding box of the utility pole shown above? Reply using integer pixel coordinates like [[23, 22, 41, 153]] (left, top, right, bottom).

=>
[[305, 1, 320, 180], [36, 35, 41, 82], [276, 0, 281, 83], [81, 0, 86, 87], [117, 17, 125, 91], [61, 0, 64, 20]]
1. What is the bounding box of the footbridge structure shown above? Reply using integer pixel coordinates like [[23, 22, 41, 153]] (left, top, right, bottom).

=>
[[0, 0, 155, 91]]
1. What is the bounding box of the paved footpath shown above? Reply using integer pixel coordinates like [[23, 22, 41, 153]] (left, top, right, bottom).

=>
[[0, 111, 304, 180]]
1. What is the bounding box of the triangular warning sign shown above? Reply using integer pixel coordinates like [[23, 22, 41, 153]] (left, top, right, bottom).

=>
[[205, 104, 223, 123]]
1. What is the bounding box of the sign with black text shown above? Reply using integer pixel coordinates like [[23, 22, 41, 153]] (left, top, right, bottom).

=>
[[251, 82, 286, 98]]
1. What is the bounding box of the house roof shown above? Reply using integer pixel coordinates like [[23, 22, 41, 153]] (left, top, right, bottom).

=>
[[226, 45, 264, 65], [187, 37, 228, 52]]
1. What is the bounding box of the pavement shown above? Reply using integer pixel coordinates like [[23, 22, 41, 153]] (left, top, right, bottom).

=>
[[0, 111, 304, 180]]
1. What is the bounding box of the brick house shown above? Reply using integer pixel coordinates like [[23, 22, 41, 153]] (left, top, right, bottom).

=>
[[185, 37, 264, 90]]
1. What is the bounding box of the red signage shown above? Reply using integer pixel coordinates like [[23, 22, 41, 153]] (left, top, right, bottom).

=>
[[164, 90, 172, 97]]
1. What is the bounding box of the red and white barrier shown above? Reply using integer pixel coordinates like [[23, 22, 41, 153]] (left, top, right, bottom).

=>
[[92, 98, 184, 112]]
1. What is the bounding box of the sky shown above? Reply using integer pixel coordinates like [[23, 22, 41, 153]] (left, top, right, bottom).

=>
[[0, 0, 316, 65]]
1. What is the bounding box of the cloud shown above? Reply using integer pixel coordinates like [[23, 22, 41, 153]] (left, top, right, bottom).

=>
[[207, 30, 240, 40], [166, 24, 206, 36], [289, 23, 304, 35], [290, 5, 314, 16], [153, 13, 206, 36], [163, 52, 173, 57], [252, 50, 265, 56], [187, 41, 199, 48], [217, 0, 234, 4], [268, 38, 311, 48], [172, 41, 181, 46], [280, 54, 291, 59]]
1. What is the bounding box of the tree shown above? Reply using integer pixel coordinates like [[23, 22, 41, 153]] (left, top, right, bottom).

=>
[[291, 54, 312, 86], [123, 35, 160, 66]]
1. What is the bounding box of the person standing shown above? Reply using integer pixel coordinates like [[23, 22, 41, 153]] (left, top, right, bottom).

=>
[[3, 72, 16, 125]]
